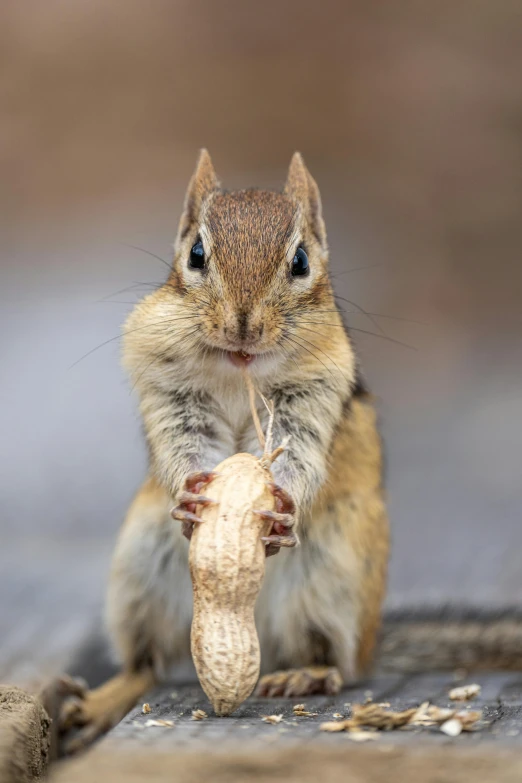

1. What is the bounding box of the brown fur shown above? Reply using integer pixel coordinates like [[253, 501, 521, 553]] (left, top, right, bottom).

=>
[[57, 150, 389, 754]]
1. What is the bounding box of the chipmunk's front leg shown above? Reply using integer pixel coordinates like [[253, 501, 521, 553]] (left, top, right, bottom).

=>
[[149, 391, 231, 539], [143, 384, 233, 511], [253, 380, 341, 556]]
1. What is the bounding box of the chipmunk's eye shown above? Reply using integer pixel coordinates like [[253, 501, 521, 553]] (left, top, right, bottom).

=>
[[291, 246, 309, 276], [189, 238, 205, 270]]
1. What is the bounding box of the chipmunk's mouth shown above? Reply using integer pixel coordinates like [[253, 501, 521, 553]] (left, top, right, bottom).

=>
[[227, 350, 256, 368]]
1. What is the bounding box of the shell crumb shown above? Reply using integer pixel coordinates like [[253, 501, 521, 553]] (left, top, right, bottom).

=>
[[262, 714, 283, 724], [448, 684, 481, 701]]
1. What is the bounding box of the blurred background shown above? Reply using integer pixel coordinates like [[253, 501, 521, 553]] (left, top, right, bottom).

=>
[[1, 0, 521, 684]]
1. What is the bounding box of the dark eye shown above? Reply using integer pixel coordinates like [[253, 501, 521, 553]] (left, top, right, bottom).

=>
[[291, 246, 309, 276], [189, 238, 205, 270]]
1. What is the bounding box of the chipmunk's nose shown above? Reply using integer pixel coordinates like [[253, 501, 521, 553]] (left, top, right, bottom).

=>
[[237, 310, 248, 341], [223, 308, 264, 345]]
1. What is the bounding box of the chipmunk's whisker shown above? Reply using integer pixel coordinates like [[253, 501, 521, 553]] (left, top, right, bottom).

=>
[[99, 282, 161, 301], [330, 262, 385, 279], [289, 331, 348, 379], [121, 242, 172, 273], [313, 281, 385, 336], [69, 315, 201, 369], [281, 334, 339, 380], [346, 326, 416, 351], [130, 323, 202, 392], [276, 335, 301, 372]]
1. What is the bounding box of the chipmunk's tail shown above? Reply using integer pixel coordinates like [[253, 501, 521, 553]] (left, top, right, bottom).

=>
[[378, 606, 522, 672]]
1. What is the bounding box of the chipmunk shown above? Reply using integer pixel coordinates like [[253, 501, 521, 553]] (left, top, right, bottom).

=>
[[56, 150, 389, 754]]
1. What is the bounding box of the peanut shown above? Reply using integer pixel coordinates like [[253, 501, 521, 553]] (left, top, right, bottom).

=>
[[189, 452, 276, 716]]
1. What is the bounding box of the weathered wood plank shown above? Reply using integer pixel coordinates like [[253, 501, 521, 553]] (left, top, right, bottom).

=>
[[101, 674, 522, 751]]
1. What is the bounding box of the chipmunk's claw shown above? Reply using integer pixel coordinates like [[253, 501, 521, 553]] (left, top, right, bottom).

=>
[[261, 533, 298, 548], [171, 507, 204, 540], [254, 508, 294, 532], [254, 485, 298, 557], [267, 482, 296, 515], [177, 490, 216, 508], [171, 472, 218, 540], [184, 470, 218, 494]]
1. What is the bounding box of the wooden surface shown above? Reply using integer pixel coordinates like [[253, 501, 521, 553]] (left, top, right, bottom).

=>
[[50, 673, 522, 782], [51, 744, 522, 783], [103, 672, 522, 749], [4, 542, 522, 776]]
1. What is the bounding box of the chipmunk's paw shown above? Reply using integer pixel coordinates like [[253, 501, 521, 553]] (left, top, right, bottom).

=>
[[39, 674, 88, 759], [38, 675, 108, 758], [171, 471, 218, 541], [58, 689, 125, 755], [256, 666, 342, 698], [254, 482, 299, 557], [39, 674, 87, 718]]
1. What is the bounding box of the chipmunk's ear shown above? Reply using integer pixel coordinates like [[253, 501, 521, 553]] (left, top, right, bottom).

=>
[[177, 149, 220, 243], [284, 152, 326, 248]]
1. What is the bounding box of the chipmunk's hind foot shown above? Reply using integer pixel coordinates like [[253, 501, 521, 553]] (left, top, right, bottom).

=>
[[256, 666, 342, 698]]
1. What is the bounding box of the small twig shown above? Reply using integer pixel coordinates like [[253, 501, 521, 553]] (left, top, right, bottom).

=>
[[261, 396, 275, 455], [268, 436, 290, 464], [241, 370, 287, 466], [242, 370, 266, 450]]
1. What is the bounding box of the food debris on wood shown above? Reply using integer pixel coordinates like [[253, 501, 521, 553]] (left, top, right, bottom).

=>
[[141, 703, 152, 714], [453, 710, 483, 731], [410, 702, 482, 731], [448, 684, 481, 701], [353, 704, 417, 729], [332, 713, 344, 719], [346, 730, 379, 742], [440, 718, 464, 737], [144, 719, 174, 728], [409, 702, 454, 726], [321, 720, 351, 733], [293, 704, 318, 717], [262, 714, 284, 724], [320, 701, 483, 736], [191, 709, 208, 721]]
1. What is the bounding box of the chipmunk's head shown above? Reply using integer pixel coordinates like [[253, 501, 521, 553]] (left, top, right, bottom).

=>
[[124, 150, 349, 385], [164, 149, 336, 372]]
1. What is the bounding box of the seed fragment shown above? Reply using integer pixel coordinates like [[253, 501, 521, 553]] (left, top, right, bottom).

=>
[[293, 703, 318, 717], [262, 714, 283, 724], [448, 684, 481, 701]]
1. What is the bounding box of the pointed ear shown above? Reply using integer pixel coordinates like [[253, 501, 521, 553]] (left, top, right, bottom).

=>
[[284, 152, 326, 248], [177, 149, 219, 243]]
